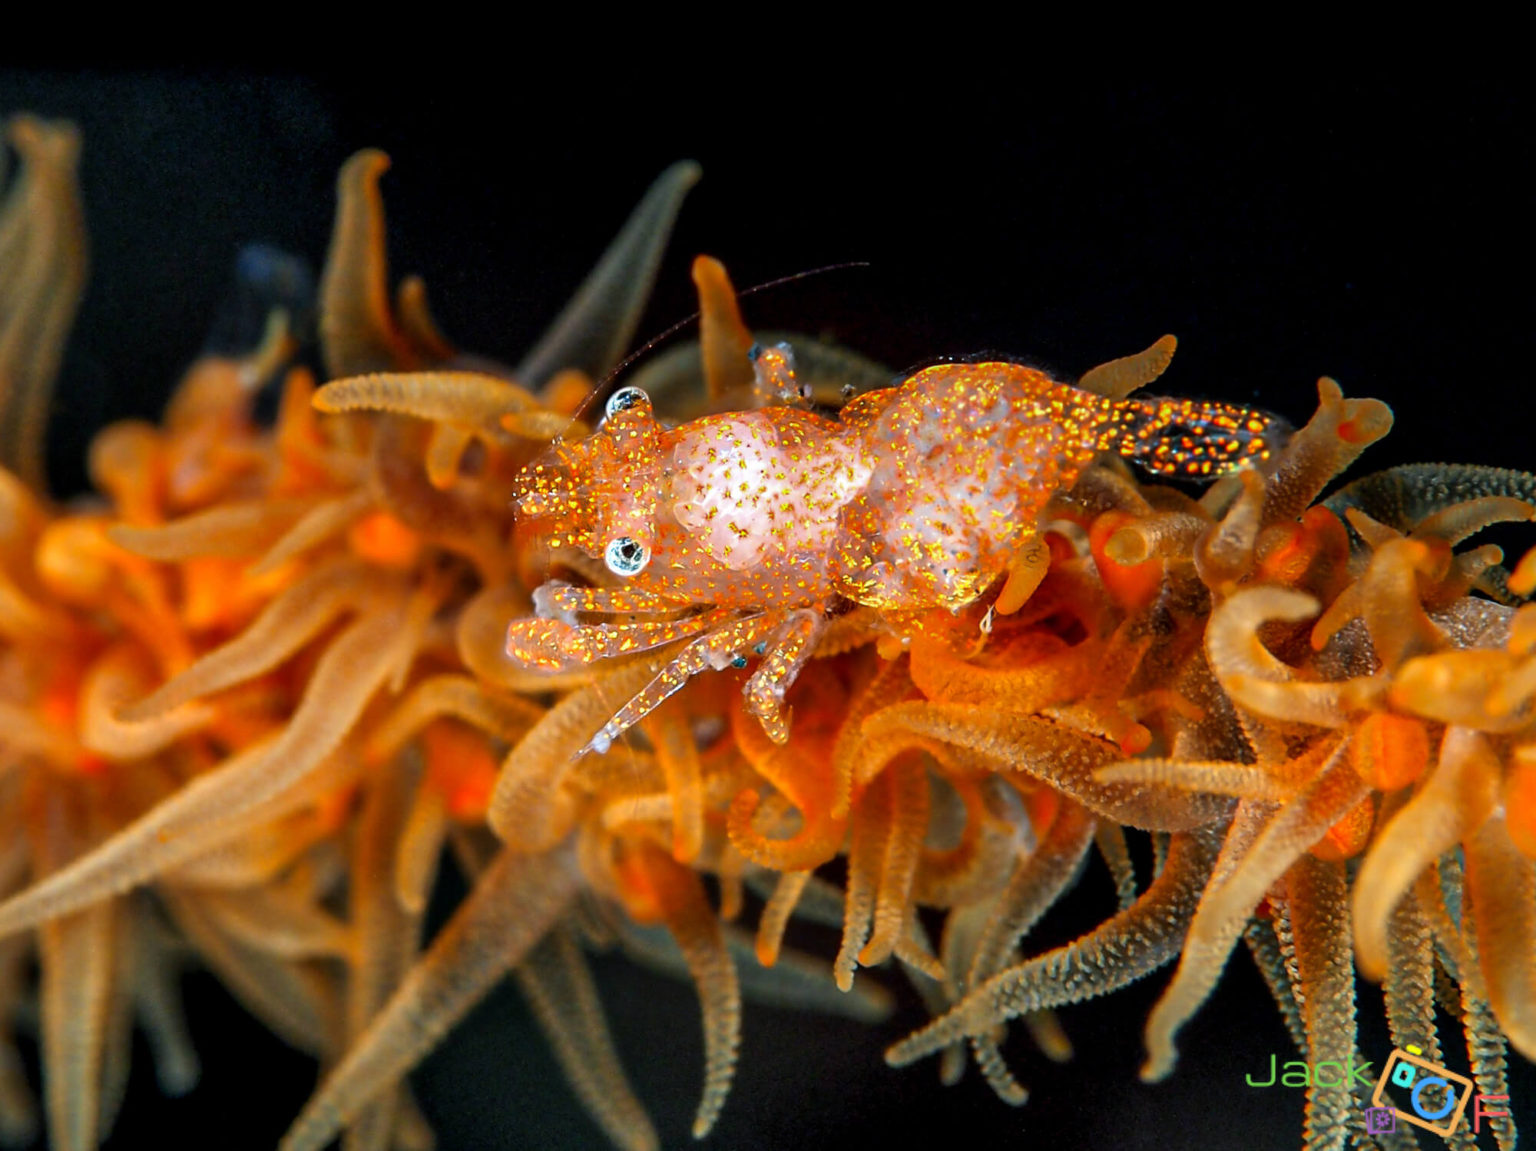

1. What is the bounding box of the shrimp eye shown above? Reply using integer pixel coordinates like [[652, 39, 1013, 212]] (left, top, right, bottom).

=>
[[604, 536, 650, 576], [604, 386, 649, 422]]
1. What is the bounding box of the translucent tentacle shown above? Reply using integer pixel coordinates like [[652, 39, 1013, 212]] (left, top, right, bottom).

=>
[[393, 275, 454, 362], [487, 658, 661, 850], [859, 755, 931, 968], [513, 927, 659, 1151], [1379, 890, 1470, 1150], [831, 652, 914, 820], [1325, 462, 1536, 533], [640, 697, 705, 864], [1262, 378, 1393, 528], [319, 150, 420, 378], [121, 558, 389, 721], [966, 799, 1095, 986], [1077, 334, 1178, 399], [863, 700, 1231, 832], [887, 824, 1221, 1066], [1284, 855, 1357, 1151], [1352, 726, 1501, 979], [835, 765, 894, 991], [393, 783, 448, 915], [1462, 813, 1536, 1060], [344, 761, 425, 1151], [129, 912, 201, 1096], [1141, 743, 1365, 1082], [188, 882, 349, 961], [251, 488, 374, 575], [755, 870, 811, 968], [1096, 757, 1296, 802], [516, 162, 701, 388], [0, 116, 87, 493], [315, 371, 541, 427], [30, 786, 114, 1151], [79, 643, 214, 760], [161, 888, 336, 1055], [107, 498, 312, 560], [628, 844, 740, 1139], [1244, 911, 1308, 1053], [279, 842, 579, 1151], [364, 674, 544, 765], [691, 256, 755, 402], [0, 599, 416, 938]]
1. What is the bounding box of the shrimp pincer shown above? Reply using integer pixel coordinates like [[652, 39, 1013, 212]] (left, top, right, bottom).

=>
[[507, 342, 1286, 753]]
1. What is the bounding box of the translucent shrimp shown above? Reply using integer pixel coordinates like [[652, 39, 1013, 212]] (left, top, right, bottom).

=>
[[505, 340, 1287, 754]]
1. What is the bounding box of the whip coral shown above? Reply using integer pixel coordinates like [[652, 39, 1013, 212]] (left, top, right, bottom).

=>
[[0, 99, 1532, 1151]]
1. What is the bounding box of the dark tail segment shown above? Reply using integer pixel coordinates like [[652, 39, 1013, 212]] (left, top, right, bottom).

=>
[[1114, 395, 1290, 480]]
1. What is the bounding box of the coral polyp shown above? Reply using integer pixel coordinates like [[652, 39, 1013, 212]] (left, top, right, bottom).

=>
[[0, 96, 1532, 1151]]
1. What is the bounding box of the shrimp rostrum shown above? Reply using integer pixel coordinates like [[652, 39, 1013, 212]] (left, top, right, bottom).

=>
[[506, 339, 1287, 754]]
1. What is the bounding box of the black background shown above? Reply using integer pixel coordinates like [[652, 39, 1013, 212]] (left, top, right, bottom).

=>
[[0, 69, 1532, 1149]]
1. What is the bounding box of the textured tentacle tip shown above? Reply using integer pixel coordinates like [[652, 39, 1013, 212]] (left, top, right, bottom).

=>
[[1078, 334, 1178, 399], [1138, 1041, 1179, 1084], [1329, 387, 1394, 446]]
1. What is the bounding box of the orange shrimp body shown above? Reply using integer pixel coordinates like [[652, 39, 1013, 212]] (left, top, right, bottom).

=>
[[508, 346, 1282, 752]]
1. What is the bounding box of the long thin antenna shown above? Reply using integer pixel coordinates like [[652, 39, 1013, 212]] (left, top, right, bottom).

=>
[[580, 261, 872, 420]]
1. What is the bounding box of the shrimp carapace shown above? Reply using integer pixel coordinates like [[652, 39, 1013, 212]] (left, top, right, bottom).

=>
[[507, 351, 1287, 751]]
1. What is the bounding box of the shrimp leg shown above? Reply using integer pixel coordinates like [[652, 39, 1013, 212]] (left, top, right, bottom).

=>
[[743, 609, 824, 743], [506, 605, 742, 674], [580, 611, 804, 752]]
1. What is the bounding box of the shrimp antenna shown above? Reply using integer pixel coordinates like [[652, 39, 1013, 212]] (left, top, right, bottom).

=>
[[582, 261, 872, 417]]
